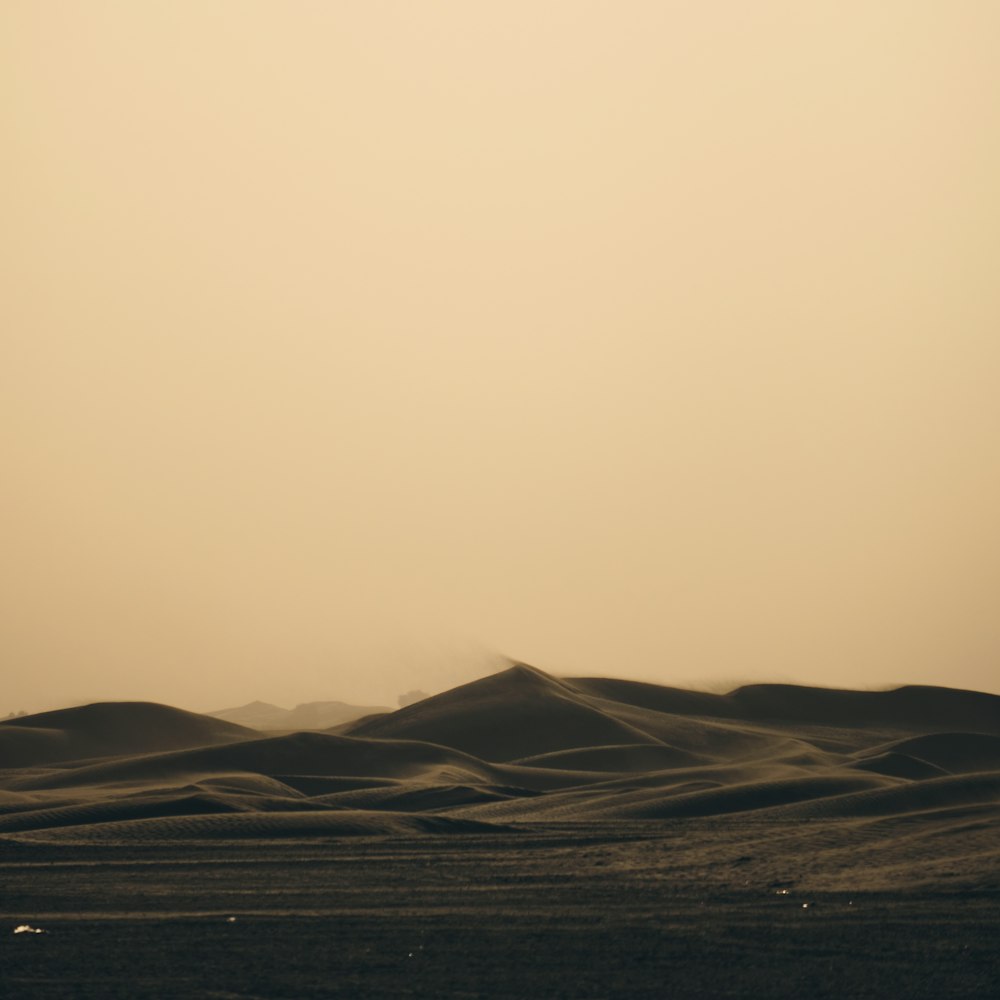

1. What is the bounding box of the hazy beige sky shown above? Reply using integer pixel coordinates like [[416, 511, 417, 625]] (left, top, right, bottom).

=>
[[3, 1, 999, 713]]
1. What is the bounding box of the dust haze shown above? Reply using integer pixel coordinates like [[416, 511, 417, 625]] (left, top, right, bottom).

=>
[[4, 1, 1000, 713]]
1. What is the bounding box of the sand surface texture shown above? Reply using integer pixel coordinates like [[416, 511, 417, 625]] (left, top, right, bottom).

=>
[[2, 665, 998, 998]]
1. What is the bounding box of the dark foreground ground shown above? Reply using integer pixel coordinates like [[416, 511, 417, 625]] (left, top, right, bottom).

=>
[[1, 823, 997, 1000]]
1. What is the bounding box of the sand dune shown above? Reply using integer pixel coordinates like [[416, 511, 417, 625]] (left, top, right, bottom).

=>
[[1, 666, 998, 864], [2, 730, 503, 792], [8, 808, 505, 843], [513, 743, 711, 771], [346, 665, 664, 760], [846, 751, 949, 780], [570, 676, 1000, 733], [770, 769, 1000, 819], [0, 791, 254, 834], [0, 702, 254, 768], [308, 782, 534, 813], [853, 732, 1000, 774]]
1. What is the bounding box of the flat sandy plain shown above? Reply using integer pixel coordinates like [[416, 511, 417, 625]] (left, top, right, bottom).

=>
[[2, 666, 999, 998]]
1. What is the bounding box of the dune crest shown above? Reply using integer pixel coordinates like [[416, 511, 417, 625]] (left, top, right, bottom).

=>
[[0, 702, 253, 768], [1, 666, 997, 874]]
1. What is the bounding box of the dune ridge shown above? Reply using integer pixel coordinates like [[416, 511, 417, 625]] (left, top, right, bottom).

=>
[[0, 702, 254, 768], [1, 665, 997, 875]]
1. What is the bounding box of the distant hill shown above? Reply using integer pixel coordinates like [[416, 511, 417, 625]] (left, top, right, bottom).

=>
[[568, 677, 1000, 734], [208, 701, 289, 728], [210, 700, 391, 730], [0, 702, 253, 768]]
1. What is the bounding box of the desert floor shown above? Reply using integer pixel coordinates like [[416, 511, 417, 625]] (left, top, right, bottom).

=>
[[2, 825, 998, 999]]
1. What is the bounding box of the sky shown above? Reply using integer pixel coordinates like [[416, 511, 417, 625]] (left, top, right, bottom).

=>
[[3, 1, 999, 713]]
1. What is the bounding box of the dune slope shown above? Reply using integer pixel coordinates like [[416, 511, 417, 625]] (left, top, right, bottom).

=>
[[1, 666, 997, 875], [0, 702, 254, 768]]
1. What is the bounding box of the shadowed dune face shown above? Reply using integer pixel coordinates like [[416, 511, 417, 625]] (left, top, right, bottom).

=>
[[854, 732, 1000, 774], [345, 665, 665, 761], [1, 665, 999, 886], [568, 677, 1000, 734], [0, 702, 254, 768]]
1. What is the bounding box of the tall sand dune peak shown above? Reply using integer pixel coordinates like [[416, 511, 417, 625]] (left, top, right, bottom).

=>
[[347, 663, 663, 761]]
